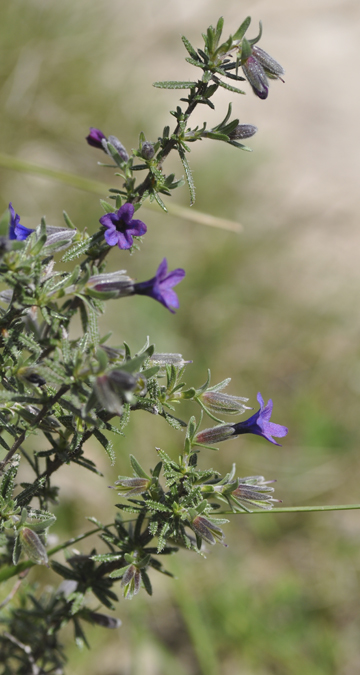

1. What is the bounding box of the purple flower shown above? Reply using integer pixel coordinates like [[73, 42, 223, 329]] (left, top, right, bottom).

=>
[[133, 258, 185, 313], [8, 203, 34, 241], [232, 392, 288, 446], [99, 203, 147, 249], [86, 127, 107, 150]]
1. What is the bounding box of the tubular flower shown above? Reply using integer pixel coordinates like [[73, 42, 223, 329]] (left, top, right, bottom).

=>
[[133, 258, 185, 313], [99, 203, 147, 249], [232, 392, 288, 445], [86, 127, 107, 150], [8, 203, 34, 241]]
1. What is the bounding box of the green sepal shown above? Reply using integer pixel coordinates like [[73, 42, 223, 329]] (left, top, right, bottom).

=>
[[233, 16, 251, 42], [240, 37, 252, 61], [248, 20, 263, 46], [100, 200, 114, 214], [204, 132, 230, 142], [130, 454, 150, 480], [62, 211, 76, 229]]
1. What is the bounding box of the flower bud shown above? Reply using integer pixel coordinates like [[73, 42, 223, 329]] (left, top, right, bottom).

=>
[[88, 611, 122, 629], [114, 477, 151, 497], [86, 270, 135, 297], [191, 515, 226, 546], [86, 127, 107, 150], [231, 475, 280, 510], [19, 527, 48, 565], [141, 141, 155, 160], [252, 46, 284, 80], [42, 226, 76, 253], [107, 135, 129, 163], [229, 124, 258, 140], [201, 391, 252, 416], [94, 370, 138, 415], [149, 352, 191, 375], [121, 564, 141, 599]]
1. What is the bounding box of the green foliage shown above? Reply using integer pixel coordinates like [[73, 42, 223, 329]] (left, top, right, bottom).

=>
[[0, 13, 290, 675]]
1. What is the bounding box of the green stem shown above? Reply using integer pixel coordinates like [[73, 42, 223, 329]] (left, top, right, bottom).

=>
[[218, 504, 360, 515], [0, 152, 241, 232]]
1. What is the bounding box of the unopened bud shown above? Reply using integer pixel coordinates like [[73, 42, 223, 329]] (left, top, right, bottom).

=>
[[107, 135, 129, 163], [141, 142, 155, 160], [229, 124, 258, 140], [19, 527, 48, 565], [201, 391, 251, 416], [191, 515, 226, 546], [121, 564, 141, 599], [114, 477, 151, 496]]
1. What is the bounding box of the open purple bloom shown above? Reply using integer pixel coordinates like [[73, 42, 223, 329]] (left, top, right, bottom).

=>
[[86, 127, 107, 150], [133, 258, 185, 313], [99, 203, 147, 249], [232, 392, 288, 446], [8, 203, 34, 241]]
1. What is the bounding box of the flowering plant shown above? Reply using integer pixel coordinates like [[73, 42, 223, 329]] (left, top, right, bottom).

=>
[[0, 15, 295, 673]]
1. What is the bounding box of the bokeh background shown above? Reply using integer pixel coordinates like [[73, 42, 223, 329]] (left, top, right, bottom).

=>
[[1, 0, 360, 673]]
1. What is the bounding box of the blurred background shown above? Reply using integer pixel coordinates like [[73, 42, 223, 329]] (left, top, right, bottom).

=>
[[1, 0, 360, 673]]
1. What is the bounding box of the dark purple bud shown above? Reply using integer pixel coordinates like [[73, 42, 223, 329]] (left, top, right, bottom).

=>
[[107, 135, 129, 163], [86, 127, 107, 150], [229, 124, 258, 140], [141, 141, 155, 160]]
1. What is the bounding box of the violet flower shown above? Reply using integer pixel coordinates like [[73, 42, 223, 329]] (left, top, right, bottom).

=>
[[8, 203, 34, 241], [99, 203, 147, 249], [133, 258, 185, 313], [86, 127, 107, 150], [232, 392, 288, 446]]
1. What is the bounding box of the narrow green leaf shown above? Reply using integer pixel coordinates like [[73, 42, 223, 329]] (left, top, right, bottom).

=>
[[178, 149, 196, 206], [62, 211, 76, 229], [181, 35, 198, 59], [217, 80, 246, 95], [153, 81, 197, 89], [130, 454, 150, 480]]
